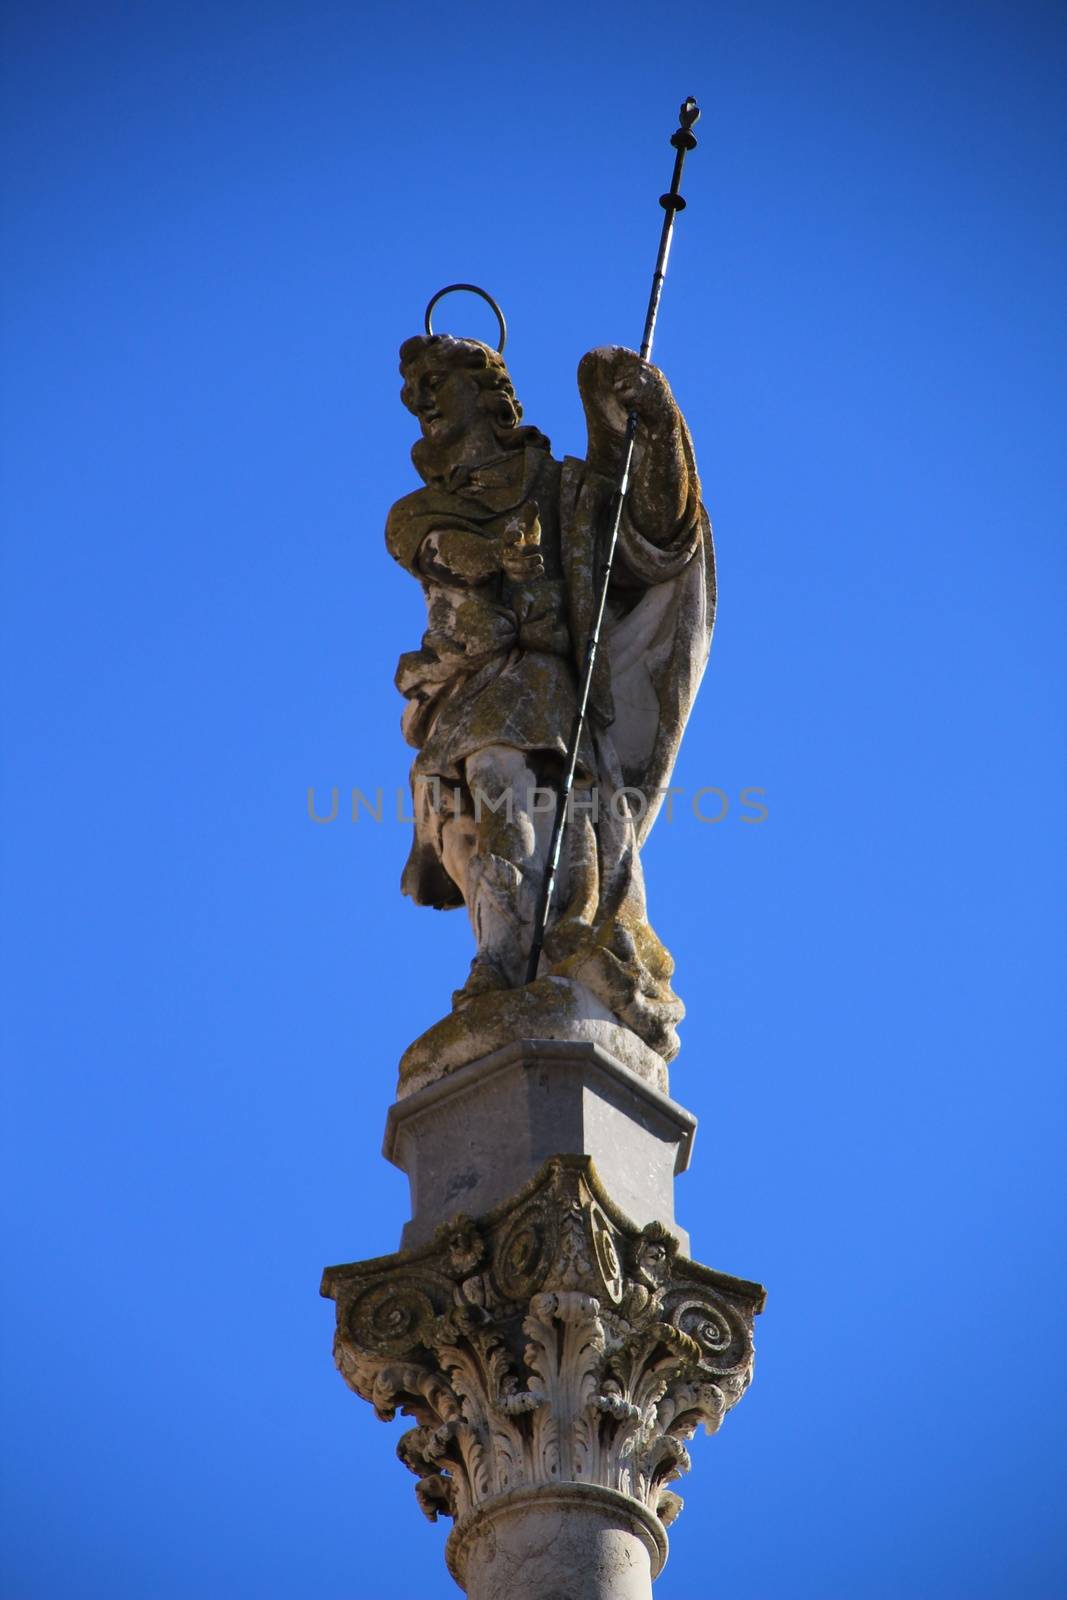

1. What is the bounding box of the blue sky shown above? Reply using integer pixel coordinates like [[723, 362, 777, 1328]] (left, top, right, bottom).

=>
[[2, 2, 1064, 1595]]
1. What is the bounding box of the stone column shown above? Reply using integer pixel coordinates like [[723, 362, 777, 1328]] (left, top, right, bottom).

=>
[[321, 1045, 764, 1598]]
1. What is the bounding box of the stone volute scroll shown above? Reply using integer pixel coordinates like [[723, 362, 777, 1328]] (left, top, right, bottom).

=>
[[321, 98, 764, 1600]]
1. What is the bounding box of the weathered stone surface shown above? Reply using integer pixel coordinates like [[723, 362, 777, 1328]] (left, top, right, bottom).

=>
[[321, 1157, 764, 1596], [386, 1039, 695, 1254], [397, 976, 669, 1099], [385, 334, 716, 1064]]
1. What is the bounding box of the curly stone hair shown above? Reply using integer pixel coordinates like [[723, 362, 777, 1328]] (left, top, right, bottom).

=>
[[398, 334, 551, 456]]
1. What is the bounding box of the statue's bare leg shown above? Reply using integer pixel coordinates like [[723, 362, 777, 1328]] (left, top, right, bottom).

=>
[[450, 744, 548, 1003]]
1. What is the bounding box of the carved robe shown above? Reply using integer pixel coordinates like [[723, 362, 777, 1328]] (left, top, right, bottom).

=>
[[385, 350, 715, 1060]]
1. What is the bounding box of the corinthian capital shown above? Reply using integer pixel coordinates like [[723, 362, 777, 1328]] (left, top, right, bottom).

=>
[[321, 1157, 763, 1593]]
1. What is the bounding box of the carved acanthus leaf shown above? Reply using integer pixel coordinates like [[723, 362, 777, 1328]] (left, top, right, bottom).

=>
[[322, 1158, 762, 1533]]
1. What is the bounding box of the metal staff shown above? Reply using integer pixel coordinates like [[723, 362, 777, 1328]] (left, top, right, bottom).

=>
[[525, 95, 701, 984]]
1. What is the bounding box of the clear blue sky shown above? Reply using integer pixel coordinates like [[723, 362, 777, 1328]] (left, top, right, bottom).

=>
[[2, 3, 1064, 1596]]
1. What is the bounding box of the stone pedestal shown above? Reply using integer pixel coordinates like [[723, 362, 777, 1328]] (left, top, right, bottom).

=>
[[385, 1040, 696, 1254], [321, 1154, 764, 1596], [395, 977, 672, 1100]]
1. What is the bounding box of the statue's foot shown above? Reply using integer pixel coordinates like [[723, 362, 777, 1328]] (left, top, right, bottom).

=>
[[452, 955, 511, 1010], [542, 916, 592, 965]]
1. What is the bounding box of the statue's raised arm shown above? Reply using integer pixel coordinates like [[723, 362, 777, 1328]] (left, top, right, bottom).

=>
[[565, 346, 715, 819], [579, 346, 694, 539]]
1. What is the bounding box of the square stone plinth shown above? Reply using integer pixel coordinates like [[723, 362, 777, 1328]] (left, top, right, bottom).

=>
[[383, 1039, 696, 1252]]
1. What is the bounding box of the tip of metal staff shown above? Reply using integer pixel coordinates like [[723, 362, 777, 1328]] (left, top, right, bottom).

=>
[[672, 98, 700, 151]]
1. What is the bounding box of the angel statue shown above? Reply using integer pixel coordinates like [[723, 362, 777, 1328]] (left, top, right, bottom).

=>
[[386, 329, 714, 1089]]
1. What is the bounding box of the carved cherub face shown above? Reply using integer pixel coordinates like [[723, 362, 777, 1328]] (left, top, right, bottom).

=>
[[633, 1228, 675, 1293], [638, 1241, 668, 1280], [444, 1222, 485, 1277]]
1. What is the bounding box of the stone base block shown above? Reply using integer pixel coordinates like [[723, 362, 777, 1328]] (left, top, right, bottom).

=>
[[384, 1039, 697, 1253]]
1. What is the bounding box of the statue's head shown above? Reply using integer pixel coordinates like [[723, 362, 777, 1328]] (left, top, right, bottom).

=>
[[399, 335, 549, 480]]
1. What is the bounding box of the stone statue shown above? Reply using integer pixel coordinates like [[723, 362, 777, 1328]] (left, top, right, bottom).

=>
[[386, 333, 715, 1092]]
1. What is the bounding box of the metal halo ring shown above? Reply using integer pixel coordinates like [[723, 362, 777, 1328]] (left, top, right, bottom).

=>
[[424, 283, 507, 353]]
